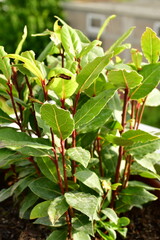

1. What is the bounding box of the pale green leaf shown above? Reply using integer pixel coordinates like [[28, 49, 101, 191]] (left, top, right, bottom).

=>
[[77, 53, 113, 92], [102, 208, 119, 224], [66, 147, 91, 168], [73, 232, 91, 240], [97, 15, 116, 40], [15, 25, 27, 55], [29, 177, 61, 200], [65, 192, 99, 221], [145, 88, 160, 106], [130, 63, 160, 99], [141, 27, 160, 63], [75, 89, 116, 128], [75, 170, 103, 195], [48, 196, 68, 224], [78, 40, 102, 58], [122, 129, 158, 143], [30, 200, 52, 219], [0, 46, 12, 80], [108, 69, 143, 89], [40, 103, 74, 140], [105, 134, 133, 146]]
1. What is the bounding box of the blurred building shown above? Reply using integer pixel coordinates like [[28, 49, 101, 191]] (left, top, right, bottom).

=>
[[62, 0, 160, 60]]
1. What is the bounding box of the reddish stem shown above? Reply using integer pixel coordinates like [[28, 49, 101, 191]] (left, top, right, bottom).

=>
[[60, 139, 68, 192]]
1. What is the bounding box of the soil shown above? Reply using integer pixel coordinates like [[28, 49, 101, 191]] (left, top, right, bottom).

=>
[[0, 197, 160, 240]]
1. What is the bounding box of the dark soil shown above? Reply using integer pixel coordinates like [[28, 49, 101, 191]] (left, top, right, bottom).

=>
[[0, 197, 160, 240]]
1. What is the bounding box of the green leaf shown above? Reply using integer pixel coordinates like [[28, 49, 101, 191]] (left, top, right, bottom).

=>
[[102, 208, 119, 224], [40, 103, 74, 140], [61, 24, 82, 58], [0, 148, 17, 167], [72, 232, 91, 240], [97, 15, 116, 40], [131, 48, 143, 70], [130, 63, 160, 99], [72, 215, 94, 236], [48, 196, 69, 225], [78, 40, 102, 58], [47, 68, 78, 98], [108, 69, 142, 89], [30, 200, 52, 219], [75, 89, 116, 128], [29, 177, 61, 200], [0, 46, 12, 80], [126, 139, 160, 158], [141, 27, 160, 63], [0, 186, 13, 202], [75, 170, 103, 195], [97, 229, 113, 240], [65, 192, 99, 221], [146, 88, 160, 106], [105, 134, 133, 146], [118, 217, 130, 227], [6, 54, 44, 80], [19, 192, 39, 219], [36, 157, 57, 183], [11, 176, 34, 197], [0, 109, 15, 124], [106, 26, 135, 55], [122, 129, 158, 143], [37, 41, 55, 62], [77, 53, 113, 92], [78, 108, 112, 133], [46, 229, 67, 240], [15, 25, 27, 55], [66, 147, 91, 168]]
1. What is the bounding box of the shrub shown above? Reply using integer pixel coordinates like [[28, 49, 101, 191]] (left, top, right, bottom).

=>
[[0, 15, 160, 240]]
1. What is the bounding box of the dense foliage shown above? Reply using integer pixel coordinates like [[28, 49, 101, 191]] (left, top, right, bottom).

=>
[[0, 0, 66, 54], [0, 15, 160, 240]]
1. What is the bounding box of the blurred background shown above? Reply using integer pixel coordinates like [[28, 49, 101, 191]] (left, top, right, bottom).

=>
[[0, 0, 160, 128]]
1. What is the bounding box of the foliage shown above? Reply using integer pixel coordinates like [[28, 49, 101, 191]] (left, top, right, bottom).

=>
[[0, 16, 160, 240], [0, 0, 66, 54]]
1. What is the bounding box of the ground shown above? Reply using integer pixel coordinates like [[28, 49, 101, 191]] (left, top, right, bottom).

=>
[[0, 197, 160, 240]]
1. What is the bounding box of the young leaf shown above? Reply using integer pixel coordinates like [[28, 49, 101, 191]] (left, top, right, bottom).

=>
[[36, 157, 57, 183], [40, 103, 74, 140], [15, 25, 27, 55], [78, 40, 102, 58], [29, 177, 61, 200], [76, 53, 113, 93], [47, 68, 78, 98], [46, 229, 67, 240], [107, 69, 143, 89], [66, 147, 91, 168], [0, 46, 12, 80], [141, 27, 160, 63], [130, 63, 160, 100], [97, 15, 116, 40], [30, 200, 52, 219], [72, 215, 94, 236], [6, 54, 44, 80], [65, 192, 99, 221], [72, 231, 91, 240], [48, 196, 69, 225], [106, 26, 135, 55], [75, 89, 116, 129], [75, 170, 103, 195]]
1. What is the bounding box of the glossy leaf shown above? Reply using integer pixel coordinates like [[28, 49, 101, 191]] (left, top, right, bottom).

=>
[[122, 129, 158, 143], [130, 63, 160, 99], [145, 88, 160, 106], [0, 46, 11, 80], [6, 53, 44, 80], [102, 208, 119, 224], [141, 27, 160, 63], [65, 192, 99, 221], [72, 232, 91, 240], [75, 170, 103, 195], [48, 196, 68, 224], [105, 134, 133, 146], [46, 230, 67, 240], [75, 89, 116, 128], [29, 177, 61, 200], [106, 26, 135, 55], [36, 157, 57, 183], [47, 68, 78, 98], [40, 103, 74, 140], [19, 192, 39, 219], [30, 200, 52, 219], [76, 53, 113, 92], [72, 215, 94, 236], [108, 69, 142, 89], [66, 147, 91, 168], [0, 186, 13, 202]]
